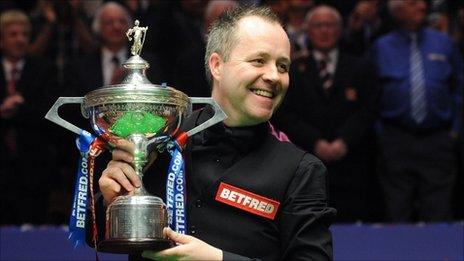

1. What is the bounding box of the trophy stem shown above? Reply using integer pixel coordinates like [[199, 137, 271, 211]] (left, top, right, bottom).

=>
[[127, 133, 149, 196]]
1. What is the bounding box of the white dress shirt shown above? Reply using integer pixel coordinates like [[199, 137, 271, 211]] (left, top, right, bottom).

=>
[[101, 47, 127, 86], [313, 49, 338, 75], [2, 58, 25, 82]]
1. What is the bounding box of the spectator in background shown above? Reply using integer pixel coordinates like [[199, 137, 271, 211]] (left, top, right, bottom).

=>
[[143, 0, 208, 85], [453, 6, 464, 55], [371, 0, 463, 222], [175, 0, 239, 98], [28, 0, 95, 84], [71, 1, 163, 94], [427, 12, 449, 34], [285, 0, 315, 60], [273, 5, 379, 223], [260, 0, 289, 25], [341, 0, 392, 57], [0, 9, 57, 224]]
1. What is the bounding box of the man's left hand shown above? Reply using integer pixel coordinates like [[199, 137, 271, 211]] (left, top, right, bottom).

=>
[[330, 139, 348, 160], [142, 227, 223, 261]]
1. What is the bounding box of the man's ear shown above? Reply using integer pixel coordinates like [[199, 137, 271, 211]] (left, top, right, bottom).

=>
[[209, 52, 223, 82]]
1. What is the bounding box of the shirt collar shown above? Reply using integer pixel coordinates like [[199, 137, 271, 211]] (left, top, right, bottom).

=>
[[195, 106, 268, 151], [102, 47, 127, 64], [2, 58, 25, 81], [313, 48, 338, 63]]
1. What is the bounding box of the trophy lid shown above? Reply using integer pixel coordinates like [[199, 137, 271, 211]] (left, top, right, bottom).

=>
[[82, 20, 190, 115], [81, 20, 191, 141]]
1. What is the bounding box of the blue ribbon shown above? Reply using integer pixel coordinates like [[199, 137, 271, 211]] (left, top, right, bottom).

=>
[[68, 130, 96, 248], [166, 141, 187, 234]]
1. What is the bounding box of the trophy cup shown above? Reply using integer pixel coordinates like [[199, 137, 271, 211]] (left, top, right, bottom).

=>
[[45, 20, 226, 253]]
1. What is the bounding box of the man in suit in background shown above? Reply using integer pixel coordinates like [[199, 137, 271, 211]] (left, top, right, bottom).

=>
[[273, 5, 379, 223], [372, 0, 463, 222], [0, 9, 57, 224], [71, 1, 163, 95]]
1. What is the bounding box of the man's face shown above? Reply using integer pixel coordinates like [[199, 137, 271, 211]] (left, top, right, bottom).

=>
[[397, 0, 426, 29], [99, 7, 129, 48], [211, 16, 291, 127], [307, 9, 341, 53], [0, 23, 29, 61]]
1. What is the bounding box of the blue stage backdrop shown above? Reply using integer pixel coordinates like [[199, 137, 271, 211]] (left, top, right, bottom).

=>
[[1, 223, 463, 260]]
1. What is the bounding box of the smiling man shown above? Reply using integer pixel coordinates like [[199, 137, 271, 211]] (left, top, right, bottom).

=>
[[96, 6, 335, 260]]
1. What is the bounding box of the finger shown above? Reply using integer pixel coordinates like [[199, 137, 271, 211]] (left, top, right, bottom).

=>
[[142, 250, 182, 261], [113, 139, 136, 153], [98, 176, 122, 204], [103, 165, 137, 191], [164, 227, 193, 245], [99, 175, 122, 193], [107, 161, 141, 187], [112, 149, 134, 163], [155, 245, 188, 259]]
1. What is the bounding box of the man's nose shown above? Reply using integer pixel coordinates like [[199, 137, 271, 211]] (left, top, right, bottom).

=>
[[262, 64, 280, 83]]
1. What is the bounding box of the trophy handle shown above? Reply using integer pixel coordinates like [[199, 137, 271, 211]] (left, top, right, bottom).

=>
[[45, 97, 85, 135], [175, 97, 227, 146]]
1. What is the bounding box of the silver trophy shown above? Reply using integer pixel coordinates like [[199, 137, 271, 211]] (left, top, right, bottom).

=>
[[45, 20, 226, 253]]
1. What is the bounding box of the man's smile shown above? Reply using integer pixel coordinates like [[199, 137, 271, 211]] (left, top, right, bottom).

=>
[[250, 88, 275, 98]]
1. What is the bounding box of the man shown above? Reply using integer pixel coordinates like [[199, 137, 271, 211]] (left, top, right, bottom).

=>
[[372, 0, 463, 222], [96, 6, 335, 260], [341, 0, 392, 57], [71, 1, 163, 95], [0, 10, 57, 224], [273, 5, 379, 223]]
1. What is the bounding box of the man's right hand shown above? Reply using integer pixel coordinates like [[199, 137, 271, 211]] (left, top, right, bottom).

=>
[[99, 146, 142, 205]]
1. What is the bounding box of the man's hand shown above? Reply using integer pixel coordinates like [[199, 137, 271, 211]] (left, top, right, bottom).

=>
[[40, 0, 56, 24], [329, 139, 348, 161], [99, 147, 141, 205], [315, 139, 336, 162], [314, 139, 349, 163], [99, 138, 158, 205], [0, 94, 24, 119], [142, 227, 223, 261]]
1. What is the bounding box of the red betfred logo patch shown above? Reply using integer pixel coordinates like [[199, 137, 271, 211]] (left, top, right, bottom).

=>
[[215, 182, 280, 220]]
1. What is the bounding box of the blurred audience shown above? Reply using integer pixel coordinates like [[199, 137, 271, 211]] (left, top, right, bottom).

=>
[[174, 0, 239, 98], [143, 0, 208, 85], [28, 0, 95, 84], [427, 11, 449, 34], [71, 1, 162, 94], [273, 5, 379, 223], [0, 9, 57, 225], [261, 0, 289, 24], [341, 0, 392, 57], [371, 0, 463, 222], [285, 0, 315, 59]]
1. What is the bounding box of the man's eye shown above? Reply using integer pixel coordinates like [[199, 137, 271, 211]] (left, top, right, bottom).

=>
[[251, 59, 265, 65], [278, 63, 289, 73]]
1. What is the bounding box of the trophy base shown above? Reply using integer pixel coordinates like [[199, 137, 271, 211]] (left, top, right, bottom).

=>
[[98, 238, 172, 254]]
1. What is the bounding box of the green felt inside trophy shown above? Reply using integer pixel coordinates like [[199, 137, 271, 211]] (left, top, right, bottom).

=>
[[109, 111, 167, 138]]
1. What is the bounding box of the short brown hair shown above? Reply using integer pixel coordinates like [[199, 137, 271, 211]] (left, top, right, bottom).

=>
[[204, 5, 282, 85]]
